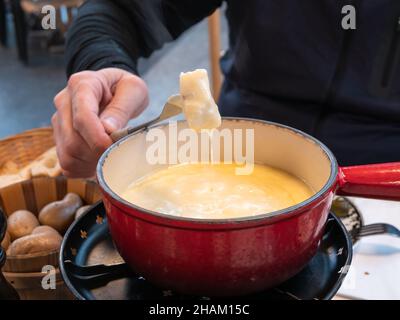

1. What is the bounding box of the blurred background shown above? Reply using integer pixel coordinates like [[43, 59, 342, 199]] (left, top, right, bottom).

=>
[[0, 0, 228, 138]]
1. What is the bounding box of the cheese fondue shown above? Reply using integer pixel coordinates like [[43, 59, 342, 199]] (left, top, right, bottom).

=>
[[120, 70, 312, 219], [121, 163, 314, 219]]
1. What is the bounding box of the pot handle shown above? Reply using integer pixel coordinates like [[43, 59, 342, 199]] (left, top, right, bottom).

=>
[[337, 162, 400, 201]]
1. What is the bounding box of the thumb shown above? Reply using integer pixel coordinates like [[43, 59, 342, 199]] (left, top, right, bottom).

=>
[[100, 75, 148, 133]]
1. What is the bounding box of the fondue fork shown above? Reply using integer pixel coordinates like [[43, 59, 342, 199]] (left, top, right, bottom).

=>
[[110, 94, 183, 142], [352, 223, 400, 239]]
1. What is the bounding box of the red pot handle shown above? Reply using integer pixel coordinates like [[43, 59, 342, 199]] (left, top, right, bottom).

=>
[[337, 162, 400, 201]]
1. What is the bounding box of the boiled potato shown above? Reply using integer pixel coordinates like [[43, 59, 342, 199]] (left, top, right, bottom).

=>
[[6, 232, 62, 256], [75, 205, 91, 220], [7, 210, 39, 241], [1, 231, 11, 251], [38, 193, 82, 234], [31, 225, 60, 236]]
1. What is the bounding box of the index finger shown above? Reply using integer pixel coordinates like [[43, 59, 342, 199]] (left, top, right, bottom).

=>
[[69, 81, 113, 154]]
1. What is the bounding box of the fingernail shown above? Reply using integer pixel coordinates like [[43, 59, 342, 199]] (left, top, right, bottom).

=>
[[102, 117, 119, 131]]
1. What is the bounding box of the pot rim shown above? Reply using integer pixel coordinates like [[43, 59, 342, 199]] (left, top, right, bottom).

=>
[[97, 117, 338, 224]]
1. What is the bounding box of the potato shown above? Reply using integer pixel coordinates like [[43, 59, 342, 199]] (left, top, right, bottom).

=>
[[31, 225, 60, 236], [7, 210, 39, 241], [6, 232, 62, 256], [1, 231, 11, 251], [75, 205, 91, 220], [38, 193, 82, 234]]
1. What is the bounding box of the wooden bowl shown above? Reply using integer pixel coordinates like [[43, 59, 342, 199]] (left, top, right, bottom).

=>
[[1, 176, 101, 273], [3, 269, 74, 300]]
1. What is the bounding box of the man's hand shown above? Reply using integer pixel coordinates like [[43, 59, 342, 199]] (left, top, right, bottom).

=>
[[52, 68, 148, 178]]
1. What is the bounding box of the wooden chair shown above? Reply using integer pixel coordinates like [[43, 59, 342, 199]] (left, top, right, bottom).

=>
[[11, 0, 82, 63], [208, 9, 222, 101]]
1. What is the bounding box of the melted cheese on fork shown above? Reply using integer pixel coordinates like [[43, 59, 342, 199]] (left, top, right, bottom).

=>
[[179, 69, 222, 131]]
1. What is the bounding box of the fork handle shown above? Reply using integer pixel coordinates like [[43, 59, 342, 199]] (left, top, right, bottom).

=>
[[110, 128, 129, 142], [110, 118, 158, 142]]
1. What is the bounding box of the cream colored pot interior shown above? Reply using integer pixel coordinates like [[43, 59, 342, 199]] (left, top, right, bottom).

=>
[[101, 119, 333, 200]]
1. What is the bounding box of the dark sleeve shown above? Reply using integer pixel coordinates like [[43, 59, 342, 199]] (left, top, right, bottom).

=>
[[65, 0, 223, 77]]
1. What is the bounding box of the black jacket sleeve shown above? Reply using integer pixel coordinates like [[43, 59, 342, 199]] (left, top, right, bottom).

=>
[[65, 0, 223, 77]]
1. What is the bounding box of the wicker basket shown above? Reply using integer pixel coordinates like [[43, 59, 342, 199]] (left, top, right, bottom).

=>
[[0, 177, 101, 299], [0, 127, 55, 171]]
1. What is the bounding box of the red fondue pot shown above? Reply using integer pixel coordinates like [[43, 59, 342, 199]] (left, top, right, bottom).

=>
[[97, 118, 400, 296]]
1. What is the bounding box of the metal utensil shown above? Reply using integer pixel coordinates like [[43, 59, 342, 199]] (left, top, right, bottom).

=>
[[64, 260, 134, 280], [352, 223, 400, 239], [110, 94, 183, 142]]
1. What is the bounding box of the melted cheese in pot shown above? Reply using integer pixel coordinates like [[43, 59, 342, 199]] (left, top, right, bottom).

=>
[[179, 69, 221, 131], [121, 163, 314, 219]]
